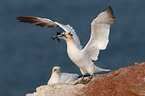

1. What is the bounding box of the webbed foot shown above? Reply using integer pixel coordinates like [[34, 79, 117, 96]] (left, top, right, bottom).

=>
[[73, 75, 93, 85]]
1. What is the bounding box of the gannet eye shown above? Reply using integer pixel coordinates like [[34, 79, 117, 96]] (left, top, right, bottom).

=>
[[68, 32, 73, 36], [54, 69, 57, 72]]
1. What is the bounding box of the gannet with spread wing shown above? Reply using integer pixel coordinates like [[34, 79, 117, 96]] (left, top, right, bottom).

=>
[[48, 66, 79, 84], [16, 6, 116, 84]]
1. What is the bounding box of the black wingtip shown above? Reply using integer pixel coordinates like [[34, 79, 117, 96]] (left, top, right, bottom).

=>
[[105, 6, 116, 20], [105, 6, 113, 14], [108, 6, 112, 9], [16, 16, 22, 21]]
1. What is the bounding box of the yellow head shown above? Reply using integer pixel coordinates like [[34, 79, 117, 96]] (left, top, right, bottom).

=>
[[52, 66, 61, 76]]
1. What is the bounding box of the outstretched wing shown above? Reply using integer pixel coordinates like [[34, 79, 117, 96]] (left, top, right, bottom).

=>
[[16, 16, 82, 49], [83, 6, 116, 61]]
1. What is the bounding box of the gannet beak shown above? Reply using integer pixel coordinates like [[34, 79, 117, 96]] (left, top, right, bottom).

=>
[[55, 70, 60, 73], [52, 32, 68, 42], [53, 68, 61, 74], [52, 35, 60, 42]]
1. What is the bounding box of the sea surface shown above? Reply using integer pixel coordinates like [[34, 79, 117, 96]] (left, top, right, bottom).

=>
[[0, 0, 145, 96]]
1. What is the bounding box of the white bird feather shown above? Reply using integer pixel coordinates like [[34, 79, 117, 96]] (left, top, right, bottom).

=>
[[47, 66, 79, 84]]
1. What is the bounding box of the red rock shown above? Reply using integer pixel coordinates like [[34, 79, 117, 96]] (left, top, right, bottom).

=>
[[76, 62, 145, 96]]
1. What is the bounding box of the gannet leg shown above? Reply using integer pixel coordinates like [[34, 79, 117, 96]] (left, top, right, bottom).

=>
[[73, 75, 85, 85], [86, 75, 93, 82], [81, 75, 84, 80], [73, 75, 93, 85]]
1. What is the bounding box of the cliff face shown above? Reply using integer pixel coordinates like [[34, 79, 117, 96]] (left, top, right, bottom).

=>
[[77, 62, 145, 96], [26, 83, 85, 96], [26, 62, 145, 96]]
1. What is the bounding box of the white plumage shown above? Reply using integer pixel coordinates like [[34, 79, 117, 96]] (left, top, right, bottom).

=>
[[47, 66, 79, 84], [17, 6, 116, 82]]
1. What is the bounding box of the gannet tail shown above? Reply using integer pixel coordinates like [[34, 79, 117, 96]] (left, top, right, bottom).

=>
[[95, 65, 111, 73], [100, 68, 111, 72]]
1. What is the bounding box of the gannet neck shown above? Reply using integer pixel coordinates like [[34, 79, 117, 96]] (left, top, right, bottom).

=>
[[48, 72, 61, 84], [66, 38, 81, 53], [65, 36, 81, 51], [52, 72, 60, 77], [65, 36, 84, 69], [66, 38, 75, 46]]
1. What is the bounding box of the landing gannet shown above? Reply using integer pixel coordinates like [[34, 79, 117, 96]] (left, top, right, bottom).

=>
[[48, 66, 79, 84], [16, 6, 116, 84]]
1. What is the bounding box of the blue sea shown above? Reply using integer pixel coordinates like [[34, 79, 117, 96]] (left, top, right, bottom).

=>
[[0, 0, 145, 96]]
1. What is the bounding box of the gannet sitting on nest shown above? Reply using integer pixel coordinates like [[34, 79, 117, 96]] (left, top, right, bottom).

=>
[[48, 66, 79, 84], [16, 6, 116, 84]]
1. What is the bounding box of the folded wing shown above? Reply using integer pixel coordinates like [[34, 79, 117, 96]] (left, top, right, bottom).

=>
[[60, 73, 79, 83], [83, 6, 116, 61], [16, 16, 82, 49]]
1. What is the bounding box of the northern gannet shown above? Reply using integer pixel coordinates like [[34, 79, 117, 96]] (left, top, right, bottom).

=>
[[48, 66, 79, 84], [16, 6, 116, 84]]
